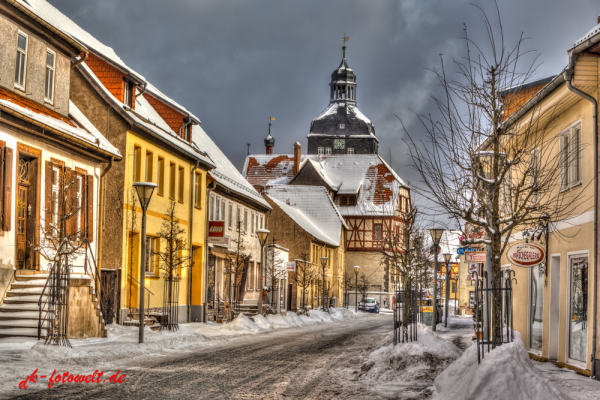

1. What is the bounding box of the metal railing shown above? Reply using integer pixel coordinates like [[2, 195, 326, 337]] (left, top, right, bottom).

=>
[[38, 259, 71, 347], [393, 289, 419, 345]]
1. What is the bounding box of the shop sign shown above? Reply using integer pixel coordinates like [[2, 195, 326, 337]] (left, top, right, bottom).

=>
[[506, 243, 545, 268], [421, 306, 433, 313], [208, 221, 225, 244], [466, 252, 486, 262], [285, 261, 296, 271], [468, 263, 479, 274]]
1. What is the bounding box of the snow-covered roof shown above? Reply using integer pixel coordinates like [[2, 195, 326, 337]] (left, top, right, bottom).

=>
[[308, 102, 378, 140], [265, 185, 347, 247], [0, 93, 120, 159], [244, 154, 407, 216], [574, 22, 600, 46], [192, 125, 270, 210]]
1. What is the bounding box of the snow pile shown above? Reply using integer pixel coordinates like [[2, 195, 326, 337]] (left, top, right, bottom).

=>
[[432, 331, 566, 400], [329, 308, 345, 321], [220, 313, 261, 332], [250, 314, 274, 331], [266, 314, 292, 329], [309, 309, 335, 323], [283, 313, 304, 327], [361, 324, 462, 383]]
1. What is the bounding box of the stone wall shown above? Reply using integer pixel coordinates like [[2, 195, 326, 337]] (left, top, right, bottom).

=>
[[67, 277, 105, 339]]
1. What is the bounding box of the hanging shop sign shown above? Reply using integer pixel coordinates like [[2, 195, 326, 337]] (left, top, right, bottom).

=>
[[468, 263, 479, 274], [466, 252, 486, 262], [506, 243, 545, 268], [208, 221, 225, 244]]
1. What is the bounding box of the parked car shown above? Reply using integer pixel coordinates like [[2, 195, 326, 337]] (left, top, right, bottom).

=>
[[358, 297, 380, 313]]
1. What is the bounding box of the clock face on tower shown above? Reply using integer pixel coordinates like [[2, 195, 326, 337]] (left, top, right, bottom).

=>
[[334, 139, 345, 150]]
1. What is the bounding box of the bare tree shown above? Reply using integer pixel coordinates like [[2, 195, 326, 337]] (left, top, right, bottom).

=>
[[291, 252, 318, 313], [155, 201, 190, 330], [265, 242, 286, 312], [224, 220, 251, 320], [401, 3, 590, 343], [356, 272, 372, 306]]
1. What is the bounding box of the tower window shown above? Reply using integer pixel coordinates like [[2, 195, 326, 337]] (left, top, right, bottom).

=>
[[340, 124, 345, 129], [347, 148, 354, 154], [325, 147, 332, 155], [318, 147, 324, 155]]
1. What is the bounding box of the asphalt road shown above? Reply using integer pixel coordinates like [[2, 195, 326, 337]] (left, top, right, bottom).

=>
[[9, 315, 392, 400]]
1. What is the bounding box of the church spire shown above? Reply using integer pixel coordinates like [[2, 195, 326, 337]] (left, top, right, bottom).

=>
[[264, 117, 275, 155], [330, 34, 356, 106]]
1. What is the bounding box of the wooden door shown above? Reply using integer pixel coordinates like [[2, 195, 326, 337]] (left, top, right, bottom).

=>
[[101, 270, 117, 325], [16, 185, 28, 269]]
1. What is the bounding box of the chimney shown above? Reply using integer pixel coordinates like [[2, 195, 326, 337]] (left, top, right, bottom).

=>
[[293, 142, 301, 175]]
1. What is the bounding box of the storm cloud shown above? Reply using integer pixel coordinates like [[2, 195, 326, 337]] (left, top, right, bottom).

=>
[[51, 0, 599, 199]]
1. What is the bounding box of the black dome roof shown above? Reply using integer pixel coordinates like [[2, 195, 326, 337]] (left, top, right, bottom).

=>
[[264, 133, 275, 147], [309, 103, 375, 137], [331, 58, 356, 84]]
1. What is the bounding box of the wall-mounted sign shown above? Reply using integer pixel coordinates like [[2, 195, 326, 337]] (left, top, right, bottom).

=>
[[466, 252, 486, 262], [468, 263, 479, 274], [507, 243, 545, 268], [208, 221, 225, 244], [457, 247, 465, 255], [285, 261, 296, 271], [459, 246, 485, 255]]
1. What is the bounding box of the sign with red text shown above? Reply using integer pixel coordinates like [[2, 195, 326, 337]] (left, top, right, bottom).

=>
[[208, 221, 225, 244], [507, 243, 545, 268], [466, 252, 486, 262]]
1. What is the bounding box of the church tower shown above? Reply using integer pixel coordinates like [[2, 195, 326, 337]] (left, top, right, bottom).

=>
[[307, 44, 379, 155], [264, 119, 275, 154]]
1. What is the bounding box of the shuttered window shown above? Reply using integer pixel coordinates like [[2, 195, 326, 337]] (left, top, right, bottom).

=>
[[0, 144, 12, 231]]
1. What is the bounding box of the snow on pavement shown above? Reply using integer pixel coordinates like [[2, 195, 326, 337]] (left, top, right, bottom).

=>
[[0, 308, 368, 395]]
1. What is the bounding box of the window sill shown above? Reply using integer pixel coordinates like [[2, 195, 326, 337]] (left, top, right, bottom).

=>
[[145, 275, 160, 280], [560, 181, 583, 193], [157, 193, 164, 197], [194, 205, 202, 210], [14, 84, 25, 92]]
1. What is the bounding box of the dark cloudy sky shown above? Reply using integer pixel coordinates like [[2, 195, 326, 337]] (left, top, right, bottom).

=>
[[51, 0, 598, 206]]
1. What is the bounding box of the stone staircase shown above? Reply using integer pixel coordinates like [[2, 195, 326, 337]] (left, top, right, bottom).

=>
[[237, 304, 259, 317], [0, 273, 107, 339]]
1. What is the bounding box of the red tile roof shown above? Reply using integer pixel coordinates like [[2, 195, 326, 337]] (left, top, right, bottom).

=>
[[0, 86, 75, 127]]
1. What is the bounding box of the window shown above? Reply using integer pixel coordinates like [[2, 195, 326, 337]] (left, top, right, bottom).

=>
[[260, 215, 263, 229], [194, 173, 201, 208], [51, 166, 60, 227], [210, 195, 215, 221], [178, 166, 184, 202], [248, 261, 255, 290], [373, 224, 383, 241], [145, 236, 159, 274], [236, 205, 241, 230], [244, 209, 248, 232], [347, 148, 354, 154], [340, 195, 356, 206], [44, 49, 55, 103], [560, 123, 582, 190], [325, 147, 332, 155], [228, 203, 233, 229], [341, 196, 347, 206], [256, 214, 260, 231], [251, 212, 255, 234], [221, 199, 225, 222], [158, 157, 165, 195], [349, 196, 355, 206], [530, 148, 540, 205], [318, 147, 324, 155], [145, 151, 153, 182], [340, 124, 345, 129], [169, 163, 176, 199], [215, 196, 220, 220], [75, 175, 83, 235], [15, 32, 28, 89], [123, 80, 133, 108], [183, 120, 191, 142], [133, 146, 142, 183]]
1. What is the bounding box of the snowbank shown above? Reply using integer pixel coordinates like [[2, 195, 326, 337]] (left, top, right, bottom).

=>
[[432, 331, 567, 400], [266, 314, 292, 328], [220, 313, 261, 332], [252, 314, 274, 331]]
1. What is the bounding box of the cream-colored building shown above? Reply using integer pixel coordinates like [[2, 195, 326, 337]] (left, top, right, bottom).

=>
[[498, 20, 600, 375]]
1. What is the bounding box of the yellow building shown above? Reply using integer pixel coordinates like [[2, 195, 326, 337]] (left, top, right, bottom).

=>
[[71, 53, 215, 325], [497, 21, 600, 375]]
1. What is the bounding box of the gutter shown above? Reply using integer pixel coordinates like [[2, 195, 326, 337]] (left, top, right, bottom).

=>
[[202, 180, 217, 322], [188, 160, 200, 322], [564, 53, 599, 379]]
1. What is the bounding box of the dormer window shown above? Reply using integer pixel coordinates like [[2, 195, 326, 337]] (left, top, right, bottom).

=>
[[15, 31, 28, 90], [340, 124, 345, 129], [339, 195, 356, 206], [318, 147, 324, 155], [123, 79, 133, 108], [44, 49, 56, 104], [182, 119, 192, 142]]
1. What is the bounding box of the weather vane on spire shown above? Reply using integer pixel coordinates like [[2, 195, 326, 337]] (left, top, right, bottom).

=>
[[342, 33, 349, 57]]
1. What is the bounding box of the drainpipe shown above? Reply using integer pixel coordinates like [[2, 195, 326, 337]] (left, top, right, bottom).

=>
[[96, 157, 114, 271], [203, 179, 217, 322], [71, 51, 89, 69], [135, 83, 147, 98], [179, 114, 193, 139], [564, 55, 598, 378], [188, 160, 200, 322]]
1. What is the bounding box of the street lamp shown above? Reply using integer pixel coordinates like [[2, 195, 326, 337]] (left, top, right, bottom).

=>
[[256, 229, 269, 315], [320, 257, 328, 311], [428, 226, 444, 332], [353, 265, 360, 312], [454, 275, 459, 317], [132, 181, 157, 344], [442, 252, 452, 328]]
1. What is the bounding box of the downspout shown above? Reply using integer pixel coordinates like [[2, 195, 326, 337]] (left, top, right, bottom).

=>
[[203, 179, 217, 322], [564, 54, 598, 378], [179, 114, 193, 139], [96, 157, 114, 271], [188, 160, 200, 322], [71, 50, 89, 69], [135, 83, 147, 98]]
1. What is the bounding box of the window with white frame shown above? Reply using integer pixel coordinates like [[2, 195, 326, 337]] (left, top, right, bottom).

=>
[[248, 261, 255, 290], [530, 148, 540, 205], [215, 196, 220, 220], [145, 237, 158, 273], [50, 167, 60, 228], [75, 175, 83, 235], [347, 148, 354, 154], [251, 211, 255, 234], [210, 195, 215, 220], [244, 209, 248, 232], [260, 215, 263, 229], [221, 199, 225, 222], [236, 205, 241, 230], [560, 122, 582, 190], [44, 49, 55, 103], [325, 147, 332, 155], [318, 147, 324, 155], [228, 202, 233, 229], [15, 32, 28, 89], [256, 214, 259, 231]]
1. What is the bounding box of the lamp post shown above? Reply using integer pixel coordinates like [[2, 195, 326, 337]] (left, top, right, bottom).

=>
[[319, 257, 328, 311], [132, 182, 157, 344], [353, 265, 360, 312], [428, 226, 445, 332], [256, 229, 269, 315], [454, 275, 459, 316], [442, 252, 452, 328]]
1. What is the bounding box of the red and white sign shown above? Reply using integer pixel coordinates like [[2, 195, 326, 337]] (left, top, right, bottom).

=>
[[466, 252, 486, 262], [507, 243, 545, 268], [468, 263, 479, 274], [208, 221, 225, 244]]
